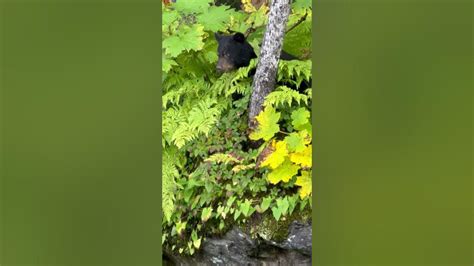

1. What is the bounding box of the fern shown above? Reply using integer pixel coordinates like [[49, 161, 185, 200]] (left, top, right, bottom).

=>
[[264, 86, 308, 108], [205, 153, 242, 164], [163, 151, 180, 223], [188, 98, 221, 136], [277, 60, 312, 87], [163, 108, 186, 147], [171, 124, 198, 149]]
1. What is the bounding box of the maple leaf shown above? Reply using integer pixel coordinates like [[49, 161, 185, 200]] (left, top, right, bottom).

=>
[[163, 24, 205, 58], [290, 144, 312, 167], [285, 130, 310, 153], [197, 5, 235, 32], [249, 106, 280, 141], [293, 0, 312, 10], [295, 171, 312, 199], [267, 159, 299, 184], [173, 0, 212, 13], [162, 9, 179, 26], [291, 107, 310, 130], [260, 140, 288, 169]]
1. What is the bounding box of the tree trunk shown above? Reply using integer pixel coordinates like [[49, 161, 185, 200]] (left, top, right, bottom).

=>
[[248, 0, 291, 128]]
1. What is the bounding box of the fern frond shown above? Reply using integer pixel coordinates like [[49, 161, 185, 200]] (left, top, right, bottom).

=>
[[264, 86, 308, 108], [277, 60, 312, 89], [163, 151, 180, 223], [171, 123, 197, 148], [188, 98, 221, 136], [163, 107, 187, 147], [205, 153, 242, 164]]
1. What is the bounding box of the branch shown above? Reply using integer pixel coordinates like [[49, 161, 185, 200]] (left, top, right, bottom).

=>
[[245, 11, 308, 39], [244, 21, 257, 38], [285, 11, 308, 34]]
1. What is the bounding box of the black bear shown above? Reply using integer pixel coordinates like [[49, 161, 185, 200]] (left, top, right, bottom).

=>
[[214, 32, 310, 93], [215, 32, 257, 73]]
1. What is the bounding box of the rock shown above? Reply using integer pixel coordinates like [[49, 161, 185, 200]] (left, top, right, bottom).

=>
[[164, 221, 312, 265], [267, 221, 312, 256]]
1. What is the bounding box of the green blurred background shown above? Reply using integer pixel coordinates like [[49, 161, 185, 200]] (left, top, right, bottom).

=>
[[313, 1, 472, 265], [0, 2, 161, 265], [0, 0, 471, 265]]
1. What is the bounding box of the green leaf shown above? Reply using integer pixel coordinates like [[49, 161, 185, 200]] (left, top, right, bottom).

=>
[[276, 197, 290, 216], [201, 206, 213, 222], [267, 159, 300, 184], [173, 0, 212, 13], [260, 197, 272, 213], [163, 24, 205, 58], [176, 221, 187, 235], [183, 188, 194, 203], [240, 199, 251, 217], [271, 206, 282, 221], [162, 10, 180, 26], [299, 197, 308, 211], [234, 209, 241, 220], [291, 107, 310, 130], [240, 199, 255, 217], [197, 5, 235, 31], [227, 196, 236, 207], [249, 106, 280, 141], [285, 132, 306, 153], [163, 56, 178, 73], [217, 205, 226, 219], [288, 195, 298, 215], [191, 230, 198, 241], [292, 0, 312, 9], [193, 236, 201, 249]]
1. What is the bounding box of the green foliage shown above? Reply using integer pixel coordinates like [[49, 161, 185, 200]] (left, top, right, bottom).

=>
[[162, 0, 312, 256], [284, 1, 312, 58]]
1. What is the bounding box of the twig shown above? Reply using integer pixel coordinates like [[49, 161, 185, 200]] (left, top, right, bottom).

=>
[[245, 11, 308, 39], [285, 11, 308, 34], [244, 21, 256, 38]]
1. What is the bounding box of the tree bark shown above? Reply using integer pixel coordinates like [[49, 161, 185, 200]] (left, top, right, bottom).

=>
[[248, 0, 291, 128]]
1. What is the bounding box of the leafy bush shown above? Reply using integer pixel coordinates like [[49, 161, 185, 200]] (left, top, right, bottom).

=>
[[162, 0, 312, 255]]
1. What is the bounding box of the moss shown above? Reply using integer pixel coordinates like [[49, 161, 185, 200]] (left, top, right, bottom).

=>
[[241, 206, 312, 243]]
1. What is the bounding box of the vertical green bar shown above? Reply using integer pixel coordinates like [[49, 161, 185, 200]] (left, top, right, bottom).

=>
[[0, 1, 161, 265], [313, 0, 472, 265]]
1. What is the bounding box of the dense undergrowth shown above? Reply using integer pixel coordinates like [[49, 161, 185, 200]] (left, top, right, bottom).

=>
[[162, 0, 312, 255]]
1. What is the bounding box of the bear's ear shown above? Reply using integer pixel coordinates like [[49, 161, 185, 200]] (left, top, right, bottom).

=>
[[233, 33, 246, 43], [214, 32, 222, 41]]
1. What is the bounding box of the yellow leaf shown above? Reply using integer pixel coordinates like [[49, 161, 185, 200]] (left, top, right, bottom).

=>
[[249, 106, 280, 141], [295, 171, 312, 199], [290, 144, 312, 167], [261, 140, 288, 169]]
